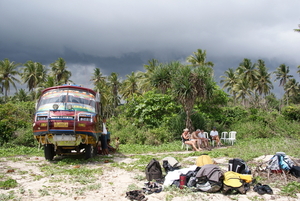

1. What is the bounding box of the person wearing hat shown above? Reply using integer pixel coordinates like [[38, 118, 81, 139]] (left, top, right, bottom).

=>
[[181, 128, 201, 151], [210, 127, 222, 146]]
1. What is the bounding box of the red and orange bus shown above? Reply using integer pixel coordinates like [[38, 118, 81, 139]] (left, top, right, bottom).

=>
[[33, 85, 102, 160]]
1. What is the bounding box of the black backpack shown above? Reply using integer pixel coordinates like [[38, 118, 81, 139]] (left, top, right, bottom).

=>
[[145, 159, 163, 181], [228, 158, 251, 174]]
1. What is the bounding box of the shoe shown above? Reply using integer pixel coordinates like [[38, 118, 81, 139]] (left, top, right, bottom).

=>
[[262, 185, 273, 194], [253, 183, 273, 195], [253, 183, 265, 195]]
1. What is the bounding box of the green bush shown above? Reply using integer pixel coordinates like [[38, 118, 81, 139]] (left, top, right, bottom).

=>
[[0, 101, 35, 145], [282, 104, 300, 121], [11, 126, 37, 147]]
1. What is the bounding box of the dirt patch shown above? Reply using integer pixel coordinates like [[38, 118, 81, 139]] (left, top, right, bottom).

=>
[[0, 153, 299, 201]]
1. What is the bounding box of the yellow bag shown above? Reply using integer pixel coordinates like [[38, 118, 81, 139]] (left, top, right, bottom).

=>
[[223, 171, 243, 187], [196, 154, 213, 167], [223, 171, 252, 194]]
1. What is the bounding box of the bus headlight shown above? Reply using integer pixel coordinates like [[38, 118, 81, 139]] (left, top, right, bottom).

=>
[[67, 105, 73, 110], [53, 104, 59, 110]]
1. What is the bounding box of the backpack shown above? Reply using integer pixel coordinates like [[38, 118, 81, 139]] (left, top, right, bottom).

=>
[[267, 152, 294, 172], [162, 157, 181, 173], [223, 171, 252, 194], [195, 164, 224, 193], [145, 158, 163, 181], [196, 154, 213, 167], [228, 158, 251, 174]]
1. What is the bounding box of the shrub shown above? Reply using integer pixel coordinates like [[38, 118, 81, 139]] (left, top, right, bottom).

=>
[[281, 104, 300, 121]]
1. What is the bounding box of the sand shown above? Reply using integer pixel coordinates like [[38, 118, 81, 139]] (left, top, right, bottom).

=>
[[0, 153, 299, 201]]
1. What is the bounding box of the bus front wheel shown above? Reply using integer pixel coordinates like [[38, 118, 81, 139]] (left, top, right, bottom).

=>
[[85, 144, 93, 159], [44, 144, 55, 161]]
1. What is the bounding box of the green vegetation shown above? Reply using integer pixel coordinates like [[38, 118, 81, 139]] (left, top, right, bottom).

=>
[[0, 50, 300, 199], [0, 179, 18, 189]]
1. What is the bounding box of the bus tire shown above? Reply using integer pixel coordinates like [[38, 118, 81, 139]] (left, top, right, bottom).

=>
[[44, 144, 55, 161]]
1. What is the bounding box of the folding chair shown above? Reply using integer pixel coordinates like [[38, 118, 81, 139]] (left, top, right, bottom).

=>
[[220, 132, 228, 144], [227, 131, 237, 145]]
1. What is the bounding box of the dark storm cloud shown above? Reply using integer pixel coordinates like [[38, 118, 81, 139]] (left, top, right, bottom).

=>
[[1, 0, 300, 94]]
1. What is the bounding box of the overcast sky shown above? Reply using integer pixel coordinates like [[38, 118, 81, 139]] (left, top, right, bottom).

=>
[[1, 0, 300, 96]]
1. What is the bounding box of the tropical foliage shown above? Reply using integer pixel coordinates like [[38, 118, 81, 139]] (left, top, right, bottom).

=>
[[0, 48, 300, 146]]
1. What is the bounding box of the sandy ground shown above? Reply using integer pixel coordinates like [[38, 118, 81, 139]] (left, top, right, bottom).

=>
[[0, 152, 299, 201]]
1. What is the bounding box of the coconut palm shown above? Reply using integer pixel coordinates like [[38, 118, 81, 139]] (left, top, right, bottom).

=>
[[0, 59, 21, 101], [284, 78, 299, 105], [22, 61, 47, 91], [107, 72, 121, 110], [90, 68, 106, 86], [255, 59, 273, 97], [50, 58, 72, 84], [13, 88, 29, 102], [186, 49, 214, 68], [220, 68, 238, 104], [274, 64, 293, 87], [139, 59, 160, 93], [237, 58, 258, 90], [297, 65, 300, 75], [121, 72, 141, 101], [233, 79, 253, 106]]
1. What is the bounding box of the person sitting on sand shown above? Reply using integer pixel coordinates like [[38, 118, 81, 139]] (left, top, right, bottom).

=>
[[182, 128, 201, 151]]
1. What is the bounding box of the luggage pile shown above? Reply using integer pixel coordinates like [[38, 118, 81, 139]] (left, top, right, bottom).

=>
[[126, 152, 299, 200]]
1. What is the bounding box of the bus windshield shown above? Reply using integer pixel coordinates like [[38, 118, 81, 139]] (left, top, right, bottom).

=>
[[37, 88, 96, 113]]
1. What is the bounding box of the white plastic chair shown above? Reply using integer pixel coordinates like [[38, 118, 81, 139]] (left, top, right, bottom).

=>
[[220, 132, 228, 144], [203, 132, 212, 145], [181, 136, 192, 150], [227, 131, 237, 145]]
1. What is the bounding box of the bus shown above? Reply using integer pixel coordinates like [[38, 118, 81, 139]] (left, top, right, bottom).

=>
[[33, 85, 103, 160]]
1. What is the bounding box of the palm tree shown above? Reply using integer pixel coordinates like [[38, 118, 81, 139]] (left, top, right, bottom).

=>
[[50, 58, 72, 84], [13, 88, 29, 102], [297, 65, 300, 75], [220, 68, 238, 104], [0, 59, 21, 101], [255, 59, 273, 97], [186, 49, 214, 68], [121, 72, 141, 101], [233, 79, 253, 106], [171, 65, 214, 130], [143, 59, 159, 73], [22, 61, 47, 91], [284, 78, 299, 105], [237, 58, 258, 90], [150, 62, 176, 94], [139, 59, 160, 93], [90, 68, 106, 86], [274, 64, 293, 88], [107, 72, 121, 110]]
